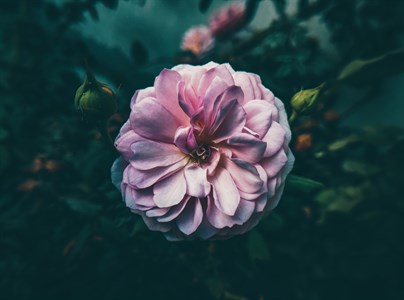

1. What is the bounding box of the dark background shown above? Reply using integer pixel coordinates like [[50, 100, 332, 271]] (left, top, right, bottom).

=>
[[1, 0, 404, 299]]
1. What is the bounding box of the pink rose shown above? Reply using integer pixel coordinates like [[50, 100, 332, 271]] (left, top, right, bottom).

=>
[[111, 62, 294, 240], [208, 2, 246, 38], [180, 25, 214, 57]]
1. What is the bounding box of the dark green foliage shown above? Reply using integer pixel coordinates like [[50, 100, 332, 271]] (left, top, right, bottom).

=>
[[0, 0, 403, 300]]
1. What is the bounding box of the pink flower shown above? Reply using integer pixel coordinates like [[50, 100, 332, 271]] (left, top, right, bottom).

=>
[[208, 2, 246, 38], [181, 26, 214, 57], [111, 62, 294, 241]]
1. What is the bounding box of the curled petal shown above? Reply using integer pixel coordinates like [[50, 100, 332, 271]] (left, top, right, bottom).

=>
[[224, 133, 266, 164], [176, 198, 203, 235], [155, 69, 189, 123], [244, 100, 278, 139], [207, 197, 255, 229]]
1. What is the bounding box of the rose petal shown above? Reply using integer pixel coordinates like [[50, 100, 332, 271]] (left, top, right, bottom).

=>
[[125, 159, 187, 189], [198, 64, 234, 96], [223, 158, 263, 194], [111, 157, 126, 191], [243, 100, 278, 139], [130, 140, 186, 170], [184, 164, 211, 198], [207, 197, 255, 228], [155, 69, 189, 123], [223, 133, 266, 164], [210, 167, 240, 216], [115, 130, 144, 162], [157, 196, 191, 222], [153, 170, 186, 208], [261, 121, 286, 157], [130, 86, 156, 108], [261, 149, 288, 178], [131, 97, 183, 143], [176, 198, 203, 235]]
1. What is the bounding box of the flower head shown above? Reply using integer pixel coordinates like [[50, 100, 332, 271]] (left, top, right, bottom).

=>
[[181, 26, 214, 57], [112, 62, 294, 240], [208, 2, 246, 38]]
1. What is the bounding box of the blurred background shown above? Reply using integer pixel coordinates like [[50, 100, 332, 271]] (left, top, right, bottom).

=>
[[0, 0, 403, 299]]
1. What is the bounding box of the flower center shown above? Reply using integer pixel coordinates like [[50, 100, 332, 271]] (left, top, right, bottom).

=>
[[190, 144, 211, 163]]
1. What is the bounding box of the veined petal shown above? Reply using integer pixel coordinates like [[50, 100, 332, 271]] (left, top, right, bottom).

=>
[[224, 133, 266, 164], [131, 97, 183, 143], [184, 164, 211, 198], [153, 170, 186, 208], [210, 167, 240, 216], [130, 140, 186, 170], [176, 198, 203, 235]]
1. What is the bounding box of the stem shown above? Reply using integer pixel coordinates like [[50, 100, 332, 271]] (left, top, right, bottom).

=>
[[96, 120, 118, 155]]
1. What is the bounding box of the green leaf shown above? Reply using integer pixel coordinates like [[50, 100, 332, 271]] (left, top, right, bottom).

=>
[[248, 230, 270, 262], [337, 48, 404, 86], [286, 175, 324, 193]]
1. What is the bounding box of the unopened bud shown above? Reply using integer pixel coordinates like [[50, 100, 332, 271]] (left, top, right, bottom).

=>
[[74, 67, 117, 122], [291, 83, 324, 115]]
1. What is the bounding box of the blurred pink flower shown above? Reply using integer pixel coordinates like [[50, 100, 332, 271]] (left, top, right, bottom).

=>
[[208, 2, 246, 38], [112, 62, 294, 240], [181, 26, 214, 57]]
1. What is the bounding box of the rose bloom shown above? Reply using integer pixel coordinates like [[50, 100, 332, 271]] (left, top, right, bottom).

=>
[[208, 2, 246, 38], [111, 62, 294, 241], [181, 25, 214, 57]]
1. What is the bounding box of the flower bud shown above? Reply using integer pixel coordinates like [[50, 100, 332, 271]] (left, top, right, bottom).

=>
[[290, 83, 324, 115], [74, 68, 117, 122]]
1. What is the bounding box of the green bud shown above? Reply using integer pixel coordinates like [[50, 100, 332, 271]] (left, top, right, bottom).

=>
[[290, 83, 324, 115], [74, 67, 117, 122]]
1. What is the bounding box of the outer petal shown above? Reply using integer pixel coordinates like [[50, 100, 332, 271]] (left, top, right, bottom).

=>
[[153, 170, 187, 208], [261, 121, 286, 157], [111, 157, 126, 191], [115, 130, 144, 162], [274, 97, 292, 143], [176, 198, 203, 235], [131, 97, 183, 143], [157, 196, 190, 222], [261, 149, 288, 178], [210, 167, 240, 216], [184, 164, 211, 198], [130, 140, 186, 170]]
